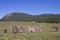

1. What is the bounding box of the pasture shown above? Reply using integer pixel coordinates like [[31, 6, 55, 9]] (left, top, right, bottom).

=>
[[0, 22, 60, 40]]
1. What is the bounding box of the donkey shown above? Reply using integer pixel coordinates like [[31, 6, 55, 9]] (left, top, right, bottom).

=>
[[12, 26, 18, 34]]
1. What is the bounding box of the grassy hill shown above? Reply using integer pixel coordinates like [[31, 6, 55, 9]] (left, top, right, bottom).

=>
[[1, 12, 34, 22], [1, 12, 60, 23]]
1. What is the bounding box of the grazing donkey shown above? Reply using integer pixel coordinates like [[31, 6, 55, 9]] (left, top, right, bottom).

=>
[[35, 27, 42, 32], [28, 26, 36, 32], [3, 28, 7, 34], [51, 26, 58, 32], [28, 26, 43, 32], [18, 26, 25, 33], [12, 26, 18, 34]]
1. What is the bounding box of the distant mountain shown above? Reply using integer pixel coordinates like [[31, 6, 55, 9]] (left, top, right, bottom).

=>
[[1, 12, 60, 23], [1, 12, 34, 22]]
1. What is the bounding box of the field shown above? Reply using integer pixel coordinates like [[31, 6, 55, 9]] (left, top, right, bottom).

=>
[[0, 22, 60, 40]]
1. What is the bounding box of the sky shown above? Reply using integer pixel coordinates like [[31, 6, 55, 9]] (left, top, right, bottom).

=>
[[0, 0, 60, 19]]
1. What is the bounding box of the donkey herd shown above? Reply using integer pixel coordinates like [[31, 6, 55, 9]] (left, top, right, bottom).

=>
[[2, 25, 58, 34]]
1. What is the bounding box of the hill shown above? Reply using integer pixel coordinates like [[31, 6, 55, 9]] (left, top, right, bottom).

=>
[[1, 12, 60, 23], [1, 12, 34, 22], [35, 14, 60, 23]]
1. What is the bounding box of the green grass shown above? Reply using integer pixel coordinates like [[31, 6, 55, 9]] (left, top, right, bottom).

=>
[[0, 22, 60, 40]]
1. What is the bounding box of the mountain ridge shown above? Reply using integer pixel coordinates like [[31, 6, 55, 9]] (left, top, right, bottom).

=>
[[1, 12, 60, 23]]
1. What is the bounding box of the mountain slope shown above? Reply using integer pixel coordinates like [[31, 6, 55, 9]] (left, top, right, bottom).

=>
[[35, 14, 60, 23], [1, 12, 34, 22], [1, 13, 60, 23]]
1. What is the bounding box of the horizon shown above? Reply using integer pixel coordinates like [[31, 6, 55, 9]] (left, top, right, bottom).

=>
[[0, 0, 60, 19]]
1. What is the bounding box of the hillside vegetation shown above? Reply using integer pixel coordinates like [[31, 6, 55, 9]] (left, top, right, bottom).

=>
[[0, 12, 60, 23]]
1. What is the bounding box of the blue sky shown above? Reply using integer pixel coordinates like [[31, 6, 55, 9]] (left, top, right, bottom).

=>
[[0, 0, 60, 19]]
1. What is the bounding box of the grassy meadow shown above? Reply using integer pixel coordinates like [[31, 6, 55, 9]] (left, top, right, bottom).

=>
[[0, 22, 60, 40]]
